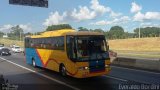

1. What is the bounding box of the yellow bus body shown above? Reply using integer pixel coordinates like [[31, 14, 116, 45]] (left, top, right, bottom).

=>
[[25, 29, 111, 78]]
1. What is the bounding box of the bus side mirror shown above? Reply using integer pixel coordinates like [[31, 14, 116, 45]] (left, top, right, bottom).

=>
[[107, 45, 109, 50]]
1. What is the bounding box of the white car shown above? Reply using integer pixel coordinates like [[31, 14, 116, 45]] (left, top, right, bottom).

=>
[[12, 46, 23, 53], [0, 44, 4, 50]]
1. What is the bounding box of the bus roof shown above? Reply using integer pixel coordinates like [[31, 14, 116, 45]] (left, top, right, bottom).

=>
[[31, 29, 75, 38], [65, 31, 104, 36], [30, 29, 104, 38]]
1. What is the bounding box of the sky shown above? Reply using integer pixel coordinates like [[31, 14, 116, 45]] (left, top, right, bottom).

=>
[[0, 0, 160, 33]]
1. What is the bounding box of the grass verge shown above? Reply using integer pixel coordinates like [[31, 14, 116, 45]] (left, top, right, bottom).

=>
[[0, 38, 24, 47]]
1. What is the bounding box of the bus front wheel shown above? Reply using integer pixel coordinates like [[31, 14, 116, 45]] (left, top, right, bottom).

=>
[[60, 65, 67, 76]]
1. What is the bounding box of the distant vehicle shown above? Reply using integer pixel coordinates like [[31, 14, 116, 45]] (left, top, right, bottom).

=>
[[0, 44, 4, 49], [10, 44, 16, 48], [109, 50, 117, 57], [0, 48, 11, 56], [25, 29, 111, 78], [12, 46, 23, 53], [109, 50, 117, 63]]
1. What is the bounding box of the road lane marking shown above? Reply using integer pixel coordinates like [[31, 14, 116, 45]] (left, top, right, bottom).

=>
[[103, 75, 128, 82], [0, 57, 80, 90], [0, 60, 5, 63], [104, 75, 152, 84], [111, 66, 160, 75]]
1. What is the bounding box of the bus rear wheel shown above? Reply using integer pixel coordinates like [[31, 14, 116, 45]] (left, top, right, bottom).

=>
[[60, 65, 67, 76]]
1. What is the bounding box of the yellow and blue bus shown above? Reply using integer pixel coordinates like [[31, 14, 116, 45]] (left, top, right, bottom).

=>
[[24, 29, 111, 78]]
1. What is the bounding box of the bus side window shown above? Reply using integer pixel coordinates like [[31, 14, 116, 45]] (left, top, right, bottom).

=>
[[70, 37, 74, 58], [25, 38, 30, 48], [30, 39, 34, 47]]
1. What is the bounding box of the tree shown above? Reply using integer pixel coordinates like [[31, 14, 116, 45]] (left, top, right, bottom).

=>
[[133, 27, 160, 38], [0, 31, 4, 37], [93, 29, 104, 33], [46, 24, 72, 31], [104, 31, 110, 39], [78, 27, 89, 31], [109, 26, 125, 39], [8, 25, 24, 40], [124, 32, 134, 38], [24, 32, 33, 36]]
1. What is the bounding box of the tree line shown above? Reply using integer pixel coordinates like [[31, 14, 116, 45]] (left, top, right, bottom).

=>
[[78, 25, 160, 39], [134, 27, 160, 38], [1, 24, 160, 40]]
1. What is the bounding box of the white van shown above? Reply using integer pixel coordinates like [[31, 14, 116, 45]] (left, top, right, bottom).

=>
[[0, 44, 4, 50], [12, 46, 23, 53]]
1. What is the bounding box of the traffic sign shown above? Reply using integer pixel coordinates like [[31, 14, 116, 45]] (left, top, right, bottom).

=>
[[9, 0, 48, 8]]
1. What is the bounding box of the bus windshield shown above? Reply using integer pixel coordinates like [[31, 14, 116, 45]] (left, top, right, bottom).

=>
[[67, 35, 109, 61]]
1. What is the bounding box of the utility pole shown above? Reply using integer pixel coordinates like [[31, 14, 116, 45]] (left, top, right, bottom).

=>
[[20, 31, 21, 41], [139, 25, 141, 38]]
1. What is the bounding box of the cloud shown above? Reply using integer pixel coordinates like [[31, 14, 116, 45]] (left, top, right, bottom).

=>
[[112, 16, 131, 24], [43, 0, 112, 26], [145, 12, 160, 20], [131, 2, 160, 22], [91, 16, 130, 26], [133, 12, 144, 21], [140, 22, 152, 27], [110, 11, 122, 18], [90, 0, 111, 14], [140, 22, 155, 28], [71, 6, 96, 21], [120, 16, 131, 21], [43, 11, 67, 26], [140, 22, 160, 28], [152, 24, 160, 27], [0, 24, 32, 33], [133, 12, 160, 21], [90, 20, 112, 26], [70, 0, 111, 21], [0, 24, 13, 32], [19, 24, 32, 32], [131, 2, 142, 13]]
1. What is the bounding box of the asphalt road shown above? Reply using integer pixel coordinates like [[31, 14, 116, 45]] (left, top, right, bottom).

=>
[[0, 53, 160, 90]]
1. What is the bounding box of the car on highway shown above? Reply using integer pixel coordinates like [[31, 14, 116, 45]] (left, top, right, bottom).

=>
[[109, 50, 117, 57], [11, 46, 23, 53], [109, 50, 117, 63], [0, 48, 11, 56], [0, 44, 4, 50]]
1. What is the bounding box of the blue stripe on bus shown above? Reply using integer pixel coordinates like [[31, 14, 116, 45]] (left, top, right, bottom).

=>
[[25, 48, 43, 67], [89, 60, 105, 73], [89, 52, 109, 73]]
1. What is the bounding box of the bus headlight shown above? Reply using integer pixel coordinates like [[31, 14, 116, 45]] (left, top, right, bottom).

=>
[[78, 66, 89, 70], [105, 65, 110, 68]]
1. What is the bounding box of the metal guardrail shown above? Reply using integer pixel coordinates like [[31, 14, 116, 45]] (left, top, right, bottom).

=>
[[111, 57, 160, 72]]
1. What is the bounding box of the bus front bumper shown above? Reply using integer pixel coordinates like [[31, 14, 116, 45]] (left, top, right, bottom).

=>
[[69, 66, 111, 78]]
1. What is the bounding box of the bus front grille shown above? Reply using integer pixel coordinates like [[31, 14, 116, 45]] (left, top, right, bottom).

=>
[[89, 60, 105, 73]]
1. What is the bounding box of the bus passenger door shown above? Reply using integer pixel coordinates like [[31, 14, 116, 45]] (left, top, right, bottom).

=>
[[66, 36, 77, 76]]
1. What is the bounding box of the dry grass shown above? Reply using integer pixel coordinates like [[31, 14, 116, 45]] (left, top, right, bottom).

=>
[[0, 38, 24, 47], [108, 37, 160, 52]]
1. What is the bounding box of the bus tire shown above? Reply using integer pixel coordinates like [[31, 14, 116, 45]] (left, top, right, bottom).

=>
[[32, 59, 36, 67], [60, 65, 67, 76]]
